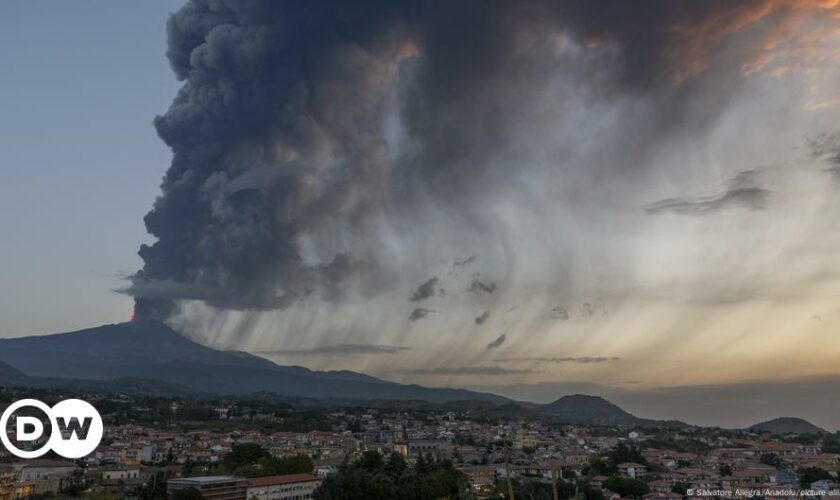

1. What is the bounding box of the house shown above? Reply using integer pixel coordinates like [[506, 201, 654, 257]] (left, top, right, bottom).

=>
[[246, 474, 321, 500], [459, 465, 496, 490], [617, 462, 648, 479]]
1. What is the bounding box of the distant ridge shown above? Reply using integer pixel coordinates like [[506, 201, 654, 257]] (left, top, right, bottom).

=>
[[749, 417, 825, 435], [0, 320, 507, 404], [536, 394, 689, 429]]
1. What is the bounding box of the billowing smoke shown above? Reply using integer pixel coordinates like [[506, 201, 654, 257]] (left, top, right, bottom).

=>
[[124, 0, 840, 399]]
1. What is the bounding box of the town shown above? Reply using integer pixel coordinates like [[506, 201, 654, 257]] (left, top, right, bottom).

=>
[[1, 388, 838, 499]]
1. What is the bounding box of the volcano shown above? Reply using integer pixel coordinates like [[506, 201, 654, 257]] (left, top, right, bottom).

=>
[[0, 320, 507, 403]]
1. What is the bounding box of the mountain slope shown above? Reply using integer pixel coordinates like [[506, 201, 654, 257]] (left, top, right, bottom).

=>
[[0, 320, 507, 404], [749, 417, 825, 434], [0, 360, 28, 385]]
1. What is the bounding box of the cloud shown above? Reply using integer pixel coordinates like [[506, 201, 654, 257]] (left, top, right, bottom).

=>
[[809, 131, 840, 164], [262, 344, 411, 356], [486, 334, 507, 350], [469, 280, 497, 295], [496, 356, 620, 364], [409, 307, 434, 321], [453, 255, 478, 267], [549, 306, 569, 320], [475, 310, 491, 325], [645, 170, 770, 215], [399, 366, 540, 376], [411, 276, 441, 302]]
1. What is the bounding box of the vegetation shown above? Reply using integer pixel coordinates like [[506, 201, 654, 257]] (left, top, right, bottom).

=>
[[222, 443, 314, 478], [760, 452, 783, 468], [313, 451, 472, 500], [798, 467, 833, 487], [603, 477, 650, 499]]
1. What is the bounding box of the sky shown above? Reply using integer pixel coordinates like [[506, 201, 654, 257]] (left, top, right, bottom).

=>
[[0, 1, 181, 334], [1, 1, 839, 427]]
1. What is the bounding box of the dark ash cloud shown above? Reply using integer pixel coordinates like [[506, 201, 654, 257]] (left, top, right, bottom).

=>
[[409, 307, 434, 321], [486, 334, 507, 350], [127, 0, 803, 320], [262, 344, 410, 356], [475, 310, 491, 325], [469, 280, 497, 295], [411, 276, 440, 302], [400, 366, 539, 376]]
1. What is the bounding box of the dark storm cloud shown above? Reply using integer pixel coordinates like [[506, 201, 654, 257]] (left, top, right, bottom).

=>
[[496, 356, 620, 364], [127, 0, 796, 319], [410, 276, 440, 302], [486, 334, 507, 350], [409, 307, 433, 321], [261, 344, 410, 356], [400, 366, 539, 376], [475, 310, 491, 325]]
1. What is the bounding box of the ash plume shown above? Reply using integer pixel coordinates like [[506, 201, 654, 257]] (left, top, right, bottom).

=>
[[125, 0, 824, 323]]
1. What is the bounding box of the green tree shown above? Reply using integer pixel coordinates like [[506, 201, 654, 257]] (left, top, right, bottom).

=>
[[760, 453, 783, 468], [718, 464, 733, 477], [314, 451, 471, 500], [603, 477, 650, 499], [608, 442, 646, 466], [798, 467, 832, 487]]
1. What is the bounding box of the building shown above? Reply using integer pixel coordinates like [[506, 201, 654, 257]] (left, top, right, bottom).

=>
[[167, 476, 249, 500], [0, 467, 15, 500], [408, 439, 453, 459], [246, 474, 322, 500], [617, 462, 648, 479], [459, 465, 495, 492]]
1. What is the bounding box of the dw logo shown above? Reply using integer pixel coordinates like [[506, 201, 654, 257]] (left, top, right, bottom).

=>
[[0, 399, 103, 459]]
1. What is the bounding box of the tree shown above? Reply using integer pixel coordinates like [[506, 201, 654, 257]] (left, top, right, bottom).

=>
[[224, 443, 271, 470], [718, 464, 733, 477], [798, 467, 832, 487], [760, 453, 783, 468], [603, 477, 650, 499], [608, 442, 645, 467], [314, 450, 472, 500], [671, 483, 689, 495]]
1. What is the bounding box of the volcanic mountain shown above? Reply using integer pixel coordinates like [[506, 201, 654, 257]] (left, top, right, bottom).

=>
[[536, 394, 689, 429], [0, 320, 506, 403], [749, 417, 826, 435]]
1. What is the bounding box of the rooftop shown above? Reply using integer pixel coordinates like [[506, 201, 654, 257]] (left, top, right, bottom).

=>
[[248, 474, 320, 487]]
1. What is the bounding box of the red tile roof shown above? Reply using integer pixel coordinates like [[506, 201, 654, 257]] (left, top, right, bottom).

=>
[[247, 474, 320, 487]]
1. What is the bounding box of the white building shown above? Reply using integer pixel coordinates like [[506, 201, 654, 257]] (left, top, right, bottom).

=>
[[246, 474, 322, 500]]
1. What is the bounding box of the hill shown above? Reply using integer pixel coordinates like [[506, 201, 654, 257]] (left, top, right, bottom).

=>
[[536, 394, 688, 429], [0, 320, 507, 404], [0, 360, 28, 385], [749, 417, 825, 435]]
